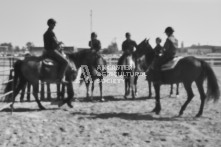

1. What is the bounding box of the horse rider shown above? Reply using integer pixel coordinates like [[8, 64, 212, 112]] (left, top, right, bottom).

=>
[[43, 18, 68, 83], [153, 26, 178, 83], [117, 32, 138, 75], [154, 37, 164, 57], [89, 32, 101, 53]]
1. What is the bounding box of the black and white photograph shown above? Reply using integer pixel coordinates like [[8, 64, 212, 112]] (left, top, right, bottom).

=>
[[0, 0, 221, 146]]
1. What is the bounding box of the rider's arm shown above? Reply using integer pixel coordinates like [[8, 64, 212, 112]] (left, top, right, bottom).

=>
[[98, 40, 101, 50], [51, 32, 61, 49], [122, 41, 126, 52]]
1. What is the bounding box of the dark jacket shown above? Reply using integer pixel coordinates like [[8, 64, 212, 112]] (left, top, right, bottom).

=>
[[154, 44, 164, 56], [43, 29, 59, 51], [89, 39, 101, 51], [122, 39, 137, 53], [163, 35, 178, 57]]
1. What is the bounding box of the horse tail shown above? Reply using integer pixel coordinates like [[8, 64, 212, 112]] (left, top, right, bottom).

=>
[[201, 60, 220, 102], [4, 60, 23, 101]]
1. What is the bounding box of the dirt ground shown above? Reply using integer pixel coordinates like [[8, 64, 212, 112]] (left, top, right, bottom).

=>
[[0, 67, 221, 147]]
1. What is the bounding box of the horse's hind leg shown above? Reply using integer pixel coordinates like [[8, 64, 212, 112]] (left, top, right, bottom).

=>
[[176, 83, 180, 97], [170, 84, 173, 97], [46, 83, 51, 100], [20, 83, 26, 102], [27, 83, 31, 102], [99, 79, 104, 102], [91, 80, 95, 100], [179, 82, 194, 116], [10, 79, 27, 112], [32, 83, 45, 110], [40, 81, 45, 101], [134, 76, 138, 97], [195, 80, 206, 117]]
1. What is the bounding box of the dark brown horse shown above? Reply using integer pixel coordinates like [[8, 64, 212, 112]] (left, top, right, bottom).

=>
[[135, 39, 220, 117], [4, 49, 96, 110]]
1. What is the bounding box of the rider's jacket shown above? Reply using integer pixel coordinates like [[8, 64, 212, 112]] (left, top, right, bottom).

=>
[[89, 39, 101, 52], [122, 39, 137, 53], [154, 44, 164, 56], [163, 35, 178, 57], [44, 29, 59, 51]]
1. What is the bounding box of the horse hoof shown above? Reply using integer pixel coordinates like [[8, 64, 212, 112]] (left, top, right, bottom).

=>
[[58, 101, 65, 107], [67, 102, 73, 108], [195, 114, 201, 117], [40, 107, 46, 110]]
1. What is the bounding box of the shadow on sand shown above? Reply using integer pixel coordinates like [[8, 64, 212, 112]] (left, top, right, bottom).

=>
[[1, 107, 60, 112], [71, 112, 182, 121]]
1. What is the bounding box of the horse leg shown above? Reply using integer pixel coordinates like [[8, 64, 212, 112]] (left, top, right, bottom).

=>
[[176, 83, 180, 97], [40, 81, 45, 101], [170, 84, 173, 97], [131, 77, 136, 99], [195, 80, 206, 117], [85, 80, 90, 100], [27, 82, 31, 102], [124, 78, 128, 99], [152, 83, 161, 114], [179, 82, 194, 116], [46, 83, 51, 100], [32, 83, 45, 110], [99, 79, 104, 102], [134, 76, 138, 97], [148, 80, 152, 98], [66, 82, 74, 108], [10, 79, 27, 112], [91, 80, 95, 100], [61, 83, 65, 100], [20, 83, 26, 102]]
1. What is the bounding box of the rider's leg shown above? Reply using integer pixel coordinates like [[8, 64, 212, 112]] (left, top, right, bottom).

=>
[[50, 50, 69, 82], [117, 53, 125, 75]]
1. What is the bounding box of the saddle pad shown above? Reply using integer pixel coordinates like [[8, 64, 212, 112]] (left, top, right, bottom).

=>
[[161, 56, 183, 71], [42, 58, 56, 66]]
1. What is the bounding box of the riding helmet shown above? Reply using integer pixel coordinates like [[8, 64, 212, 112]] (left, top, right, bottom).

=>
[[165, 27, 174, 33], [125, 32, 131, 37], [91, 32, 97, 37], [47, 18, 56, 26]]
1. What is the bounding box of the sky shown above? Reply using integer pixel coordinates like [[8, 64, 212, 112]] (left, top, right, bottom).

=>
[[0, 0, 221, 49]]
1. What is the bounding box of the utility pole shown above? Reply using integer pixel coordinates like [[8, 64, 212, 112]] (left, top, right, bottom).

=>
[[90, 10, 93, 34]]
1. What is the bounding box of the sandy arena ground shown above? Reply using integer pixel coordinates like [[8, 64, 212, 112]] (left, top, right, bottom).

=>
[[0, 67, 221, 147]]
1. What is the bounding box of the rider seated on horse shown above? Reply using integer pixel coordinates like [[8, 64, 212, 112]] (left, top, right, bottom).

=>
[[89, 32, 101, 53], [153, 27, 178, 83], [154, 37, 164, 57], [117, 32, 138, 75], [43, 18, 68, 83]]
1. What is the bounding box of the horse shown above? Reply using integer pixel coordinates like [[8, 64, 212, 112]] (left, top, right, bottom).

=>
[[4, 49, 96, 110], [117, 50, 139, 99], [135, 39, 220, 117], [80, 53, 108, 101]]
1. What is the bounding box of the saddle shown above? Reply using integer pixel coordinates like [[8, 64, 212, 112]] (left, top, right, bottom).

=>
[[161, 56, 183, 71]]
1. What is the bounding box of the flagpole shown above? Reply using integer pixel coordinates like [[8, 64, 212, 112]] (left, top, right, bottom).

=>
[[90, 10, 93, 49]]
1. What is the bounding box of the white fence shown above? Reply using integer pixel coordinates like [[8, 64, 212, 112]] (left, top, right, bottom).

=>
[[103, 54, 221, 66]]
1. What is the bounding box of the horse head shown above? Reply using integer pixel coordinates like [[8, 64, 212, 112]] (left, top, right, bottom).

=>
[[94, 55, 108, 77]]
